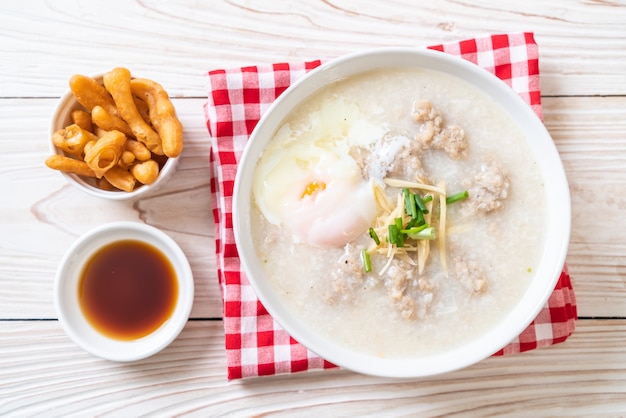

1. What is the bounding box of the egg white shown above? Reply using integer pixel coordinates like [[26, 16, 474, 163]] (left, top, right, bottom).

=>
[[252, 97, 387, 248], [253, 140, 376, 248]]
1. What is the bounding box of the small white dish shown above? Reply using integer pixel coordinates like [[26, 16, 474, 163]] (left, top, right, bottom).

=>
[[49, 74, 179, 200], [54, 221, 194, 362]]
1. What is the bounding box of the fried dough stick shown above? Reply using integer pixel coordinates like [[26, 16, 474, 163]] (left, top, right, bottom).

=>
[[69, 75, 118, 117], [103, 67, 163, 155], [130, 78, 183, 158]]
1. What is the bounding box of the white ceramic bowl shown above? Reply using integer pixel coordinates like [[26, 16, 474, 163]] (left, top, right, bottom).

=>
[[49, 74, 179, 200], [233, 48, 571, 378], [54, 221, 194, 362]]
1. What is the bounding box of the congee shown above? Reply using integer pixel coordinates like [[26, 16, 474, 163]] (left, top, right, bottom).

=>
[[250, 68, 546, 358]]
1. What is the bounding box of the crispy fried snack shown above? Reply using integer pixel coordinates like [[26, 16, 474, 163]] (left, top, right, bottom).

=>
[[91, 105, 134, 138], [83, 130, 126, 178], [104, 165, 136, 192], [130, 78, 183, 158], [93, 127, 108, 138], [45, 155, 96, 178], [134, 96, 151, 124], [124, 139, 152, 161], [96, 177, 116, 191], [83, 140, 96, 156], [48, 67, 183, 192], [69, 75, 118, 117], [71, 109, 93, 132], [52, 124, 98, 157], [130, 159, 159, 185], [103, 68, 163, 155], [119, 150, 136, 167]]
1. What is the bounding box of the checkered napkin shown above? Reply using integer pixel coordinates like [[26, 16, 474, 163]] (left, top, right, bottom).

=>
[[204, 32, 577, 380]]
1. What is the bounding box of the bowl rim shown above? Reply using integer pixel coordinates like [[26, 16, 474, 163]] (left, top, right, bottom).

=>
[[53, 221, 194, 362], [49, 73, 178, 201], [232, 47, 571, 378]]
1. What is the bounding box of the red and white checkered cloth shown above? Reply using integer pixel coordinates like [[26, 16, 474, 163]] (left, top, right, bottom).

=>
[[204, 32, 577, 380]]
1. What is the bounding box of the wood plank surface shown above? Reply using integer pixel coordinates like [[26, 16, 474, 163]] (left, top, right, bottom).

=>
[[0, 0, 625, 98], [2, 320, 626, 416], [1, 0, 625, 415], [544, 96, 626, 317]]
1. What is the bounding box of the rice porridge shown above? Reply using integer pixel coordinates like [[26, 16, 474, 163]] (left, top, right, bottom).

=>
[[250, 68, 547, 358]]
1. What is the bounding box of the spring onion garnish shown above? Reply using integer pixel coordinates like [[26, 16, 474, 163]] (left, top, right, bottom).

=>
[[405, 218, 418, 230], [389, 220, 406, 247], [407, 227, 436, 240], [403, 188, 412, 216], [445, 190, 469, 205], [400, 224, 429, 235], [404, 188, 419, 219], [414, 194, 429, 214], [361, 248, 372, 273], [415, 209, 425, 226], [369, 227, 380, 245], [388, 224, 400, 246], [403, 188, 432, 220], [363, 186, 451, 273]]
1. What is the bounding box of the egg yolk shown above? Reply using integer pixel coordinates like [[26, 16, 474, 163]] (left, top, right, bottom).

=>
[[301, 181, 326, 198]]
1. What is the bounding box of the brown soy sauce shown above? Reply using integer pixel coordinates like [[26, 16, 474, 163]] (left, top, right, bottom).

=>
[[78, 239, 178, 341]]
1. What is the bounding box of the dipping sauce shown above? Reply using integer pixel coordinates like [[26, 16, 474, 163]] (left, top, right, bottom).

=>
[[78, 239, 178, 340]]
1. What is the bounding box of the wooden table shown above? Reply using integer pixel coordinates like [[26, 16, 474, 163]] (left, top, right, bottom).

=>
[[2, 1, 625, 415]]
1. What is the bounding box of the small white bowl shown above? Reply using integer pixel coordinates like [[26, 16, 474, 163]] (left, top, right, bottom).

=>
[[54, 221, 194, 362], [233, 48, 571, 378], [49, 74, 179, 200]]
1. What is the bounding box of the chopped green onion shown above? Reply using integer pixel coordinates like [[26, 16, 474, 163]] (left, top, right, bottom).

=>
[[388, 223, 406, 247], [407, 227, 436, 240], [401, 224, 429, 235], [403, 188, 414, 217], [361, 248, 372, 272], [397, 232, 406, 247], [414, 194, 429, 214], [422, 195, 433, 203], [415, 209, 425, 226], [369, 227, 380, 245], [405, 218, 418, 229], [409, 196, 418, 219], [446, 190, 469, 205], [388, 224, 399, 245], [410, 195, 419, 220]]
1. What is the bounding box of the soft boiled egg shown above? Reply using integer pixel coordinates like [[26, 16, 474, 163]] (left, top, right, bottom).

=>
[[252, 139, 376, 248], [252, 97, 386, 248]]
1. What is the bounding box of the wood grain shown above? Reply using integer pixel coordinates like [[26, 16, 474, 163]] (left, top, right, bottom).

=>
[[2, 320, 626, 416], [544, 96, 626, 317], [1, 1, 625, 415], [0, 0, 625, 97]]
